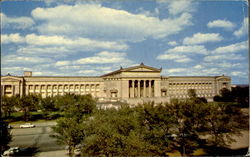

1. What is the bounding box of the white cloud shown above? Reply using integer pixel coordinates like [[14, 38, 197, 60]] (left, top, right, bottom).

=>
[[193, 65, 204, 69], [201, 68, 221, 75], [1, 66, 32, 75], [183, 33, 223, 45], [156, 54, 192, 63], [166, 45, 208, 54], [31, 4, 192, 42], [231, 71, 246, 76], [76, 51, 132, 64], [233, 17, 248, 37], [2, 33, 128, 51], [156, 45, 207, 63], [2, 55, 53, 65], [204, 54, 244, 62], [159, 0, 197, 15], [1, 13, 34, 29], [168, 41, 178, 46], [207, 19, 235, 30], [55, 61, 71, 66], [78, 70, 98, 74], [1, 33, 25, 44], [212, 40, 248, 54], [167, 68, 187, 73], [16, 46, 71, 57]]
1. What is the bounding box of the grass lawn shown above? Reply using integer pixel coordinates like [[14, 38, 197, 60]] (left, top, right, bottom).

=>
[[3, 111, 63, 123]]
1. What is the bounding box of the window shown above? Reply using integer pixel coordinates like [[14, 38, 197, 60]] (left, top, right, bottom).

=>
[[111, 92, 117, 98]]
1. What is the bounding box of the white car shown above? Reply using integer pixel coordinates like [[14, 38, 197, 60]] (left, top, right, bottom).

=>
[[2, 147, 20, 156], [20, 123, 35, 128]]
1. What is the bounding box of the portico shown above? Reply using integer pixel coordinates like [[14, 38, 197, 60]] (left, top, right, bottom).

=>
[[128, 80, 154, 98]]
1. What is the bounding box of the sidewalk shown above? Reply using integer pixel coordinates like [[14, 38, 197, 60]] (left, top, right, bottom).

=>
[[37, 150, 68, 157]]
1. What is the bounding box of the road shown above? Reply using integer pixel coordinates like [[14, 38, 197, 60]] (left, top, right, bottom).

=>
[[9, 122, 67, 156]]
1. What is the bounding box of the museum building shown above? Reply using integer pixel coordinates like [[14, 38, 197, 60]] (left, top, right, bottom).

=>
[[1, 63, 231, 104]]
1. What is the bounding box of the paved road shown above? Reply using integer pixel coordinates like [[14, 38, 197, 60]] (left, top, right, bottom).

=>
[[9, 123, 66, 156]]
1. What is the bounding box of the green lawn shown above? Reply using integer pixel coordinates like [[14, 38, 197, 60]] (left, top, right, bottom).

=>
[[3, 111, 63, 123]]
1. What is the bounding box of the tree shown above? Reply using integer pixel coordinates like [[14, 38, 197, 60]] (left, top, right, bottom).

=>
[[82, 105, 153, 156], [231, 86, 249, 107], [51, 118, 85, 157], [219, 88, 233, 102], [51, 94, 96, 157], [18, 94, 40, 121], [135, 102, 176, 155], [204, 102, 245, 147], [39, 96, 57, 119], [1, 96, 17, 117], [187, 89, 197, 98], [0, 121, 12, 154], [170, 99, 209, 156]]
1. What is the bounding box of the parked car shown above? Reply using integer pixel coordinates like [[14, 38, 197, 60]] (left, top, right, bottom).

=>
[[20, 123, 35, 128], [2, 147, 20, 156]]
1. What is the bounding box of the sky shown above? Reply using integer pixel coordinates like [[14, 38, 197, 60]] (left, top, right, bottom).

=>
[[1, 0, 249, 84]]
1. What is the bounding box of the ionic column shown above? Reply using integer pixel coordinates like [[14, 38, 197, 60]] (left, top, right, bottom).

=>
[[149, 80, 152, 97], [84, 84, 86, 94], [12, 85, 15, 96], [89, 84, 93, 96], [68, 84, 70, 93], [79, 84, 81, 95], [1, 85, 5, 96], [45, 85, 48, 97], [131, 80, 134, 98], [25, 85, 29, 95], [39, 85, 42, 95], [62, 85, 65, 95], [94, 84, 97, 97], [143, 80, 146, 97], [57, 85, 59, 96], [51, 85, 54, 97], [20, 83, 23, 97], [33, 85, 35, 94], [138, 80, 141, 98]]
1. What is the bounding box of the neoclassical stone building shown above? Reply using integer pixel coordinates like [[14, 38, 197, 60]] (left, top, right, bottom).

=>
[[1, 63, 231, 104]]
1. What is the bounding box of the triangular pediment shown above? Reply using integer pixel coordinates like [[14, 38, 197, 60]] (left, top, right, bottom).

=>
[[101, 63, 161, 77], [123, 66, 160, 72], [1, 76, 23, 82]]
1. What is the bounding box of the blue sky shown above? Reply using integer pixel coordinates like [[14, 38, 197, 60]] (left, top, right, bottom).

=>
[[1, 0, 249, 84]]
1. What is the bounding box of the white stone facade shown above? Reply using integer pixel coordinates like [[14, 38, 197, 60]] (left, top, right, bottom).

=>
[[1, 64, 231, 104]]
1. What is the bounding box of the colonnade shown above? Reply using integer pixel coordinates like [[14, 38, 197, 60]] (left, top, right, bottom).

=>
[[128, 80, 154, 98], [1, 85, 15, 96], [25, 83, 99, 97]]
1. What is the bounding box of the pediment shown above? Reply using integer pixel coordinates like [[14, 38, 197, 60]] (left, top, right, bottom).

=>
[[216, 76, 231, 81], [1, 76, 23, 82], [126, 67, 158, 72], [101, 63, 161, 77], [122, 64, 161, 73]]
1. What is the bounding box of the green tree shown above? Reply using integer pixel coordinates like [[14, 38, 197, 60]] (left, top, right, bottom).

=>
[[170, 99, 208, 156], [1, 96, 17, 117], [204, 102, 245, 147], [51, 94, 96, 157], [82, 105, 153, 156], [51, 118, 85, 157], [39, 96, 57, 119], [135, 102, 176, 155], [0, 121, 12, 154], [18, 94, 40, 121], [187, 89, 197, 98], [219, 88, 233, 102]]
